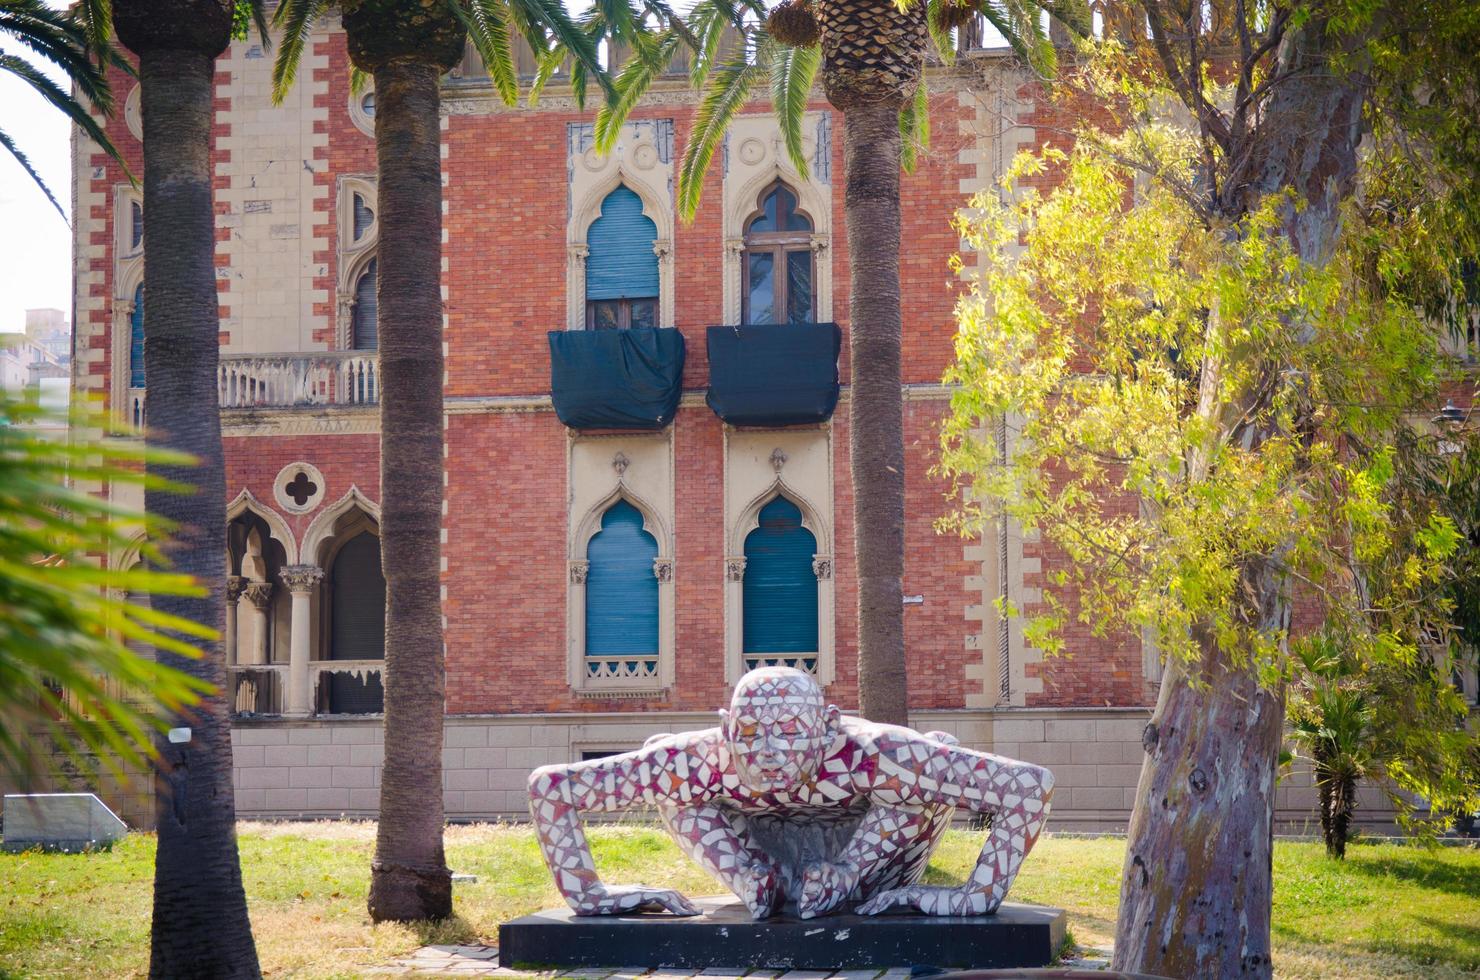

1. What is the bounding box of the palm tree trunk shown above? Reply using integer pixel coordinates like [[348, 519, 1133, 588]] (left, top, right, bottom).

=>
[[1317, 763, 1339, 856], [116, 4, 261, 973], [841, 102, 908, 725], [365, 59, 452, 923]]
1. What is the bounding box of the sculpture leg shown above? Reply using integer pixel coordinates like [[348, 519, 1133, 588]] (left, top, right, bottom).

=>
[[658, 802, 781, 919], [798, 802, 946, 918], [857, 761, 1054, 916]]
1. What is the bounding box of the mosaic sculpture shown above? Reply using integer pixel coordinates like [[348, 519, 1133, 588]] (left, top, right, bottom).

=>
[[528, 666, 1055, 919]]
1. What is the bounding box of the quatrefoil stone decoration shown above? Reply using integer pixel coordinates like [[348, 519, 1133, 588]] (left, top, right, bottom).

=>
[[272, 462, 326, 514], [284, 472, 317, 507]]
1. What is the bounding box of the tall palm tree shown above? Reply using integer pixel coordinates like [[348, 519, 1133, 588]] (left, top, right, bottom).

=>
[[270, 0, 619, 923], [110, 0, 267, 975], [595, 0, 1079, 724]]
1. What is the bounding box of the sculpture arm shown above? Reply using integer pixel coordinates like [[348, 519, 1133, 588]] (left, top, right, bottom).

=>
[[858, 736, 1055, 916], [527, 733, 718, 915]]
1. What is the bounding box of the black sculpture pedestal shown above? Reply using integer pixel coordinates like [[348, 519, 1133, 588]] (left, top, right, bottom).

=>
[[498, 897, 1066, 971]]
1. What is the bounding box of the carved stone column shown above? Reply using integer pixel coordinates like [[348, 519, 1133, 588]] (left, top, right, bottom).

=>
[[724, 556, 747, 683], [242, 581, 274, 667], [225, 575, 247, 666], [566, 559, 591, 688], [280, 565, 323, 717], [566, 243, 590, 330]]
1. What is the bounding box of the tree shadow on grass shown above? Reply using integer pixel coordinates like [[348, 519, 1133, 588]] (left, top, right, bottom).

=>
[[1342, 851, 1480, 901], [1362, 916, 1480, 972]]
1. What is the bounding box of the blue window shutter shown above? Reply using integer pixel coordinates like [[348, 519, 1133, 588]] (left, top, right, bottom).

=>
[[743, 496, 818, 653], [585, 499, 659, 655], [130, 283, 146, 388], [586, 186, 659, 301]]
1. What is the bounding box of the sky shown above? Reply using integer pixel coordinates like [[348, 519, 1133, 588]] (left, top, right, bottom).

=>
[[0, 23, 74, 336]]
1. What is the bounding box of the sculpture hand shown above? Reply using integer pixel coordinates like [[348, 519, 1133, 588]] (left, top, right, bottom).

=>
[[576, 884, 701, 917], [798, 860, 859, 919], [738, 861, 782, 920], [857, 884, 999, 917]]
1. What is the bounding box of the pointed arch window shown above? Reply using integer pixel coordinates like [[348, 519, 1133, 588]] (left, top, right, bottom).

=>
[[742, 496, 818, 671], [586, 185, 659, 330], [585, 500, 660, 667], [130, 201, 144, 251], [352, 259, 378, 350], [742, 182, 815, 325], [325, 530, 385, 714], [129, 282, 146, 388], [352, 193, 375, 242]]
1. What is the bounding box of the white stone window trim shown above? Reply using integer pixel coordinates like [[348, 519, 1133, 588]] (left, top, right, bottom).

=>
[[336, 175, 379, 349], [114, 185, 144, 261], [338, 248, 379, 351], [228, 488, 301, 565], [338, 174, 379, 257], [124, 84, 142, 142], [273, 461, 328, 515], [348, 84, 375, 139], [110, 258, 145, 419], [567, 483, 676, 698], [721, 122, 834, 326], [724, 478, 835, 687], [566, 168, 674, 332]]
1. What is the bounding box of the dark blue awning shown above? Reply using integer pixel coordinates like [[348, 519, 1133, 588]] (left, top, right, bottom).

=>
[[705, 322, 841, 427], [548, 327, 685, 430]]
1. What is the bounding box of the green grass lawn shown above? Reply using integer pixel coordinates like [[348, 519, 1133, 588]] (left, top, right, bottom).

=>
[[1, 822, 1477, 978]]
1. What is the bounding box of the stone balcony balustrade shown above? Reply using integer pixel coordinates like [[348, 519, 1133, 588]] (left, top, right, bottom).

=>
[[127, 352, 378, 425], [218, 351, 379, 409]]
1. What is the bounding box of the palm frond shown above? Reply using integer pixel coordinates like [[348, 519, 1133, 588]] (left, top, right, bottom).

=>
[[245, 0, 272, 47], [979, 0, 1055, 76], [0, 126, 64, 220], [1037, 0, 1091, 39], [678, 50, 763, 220], [270, 0, 331, 104], [0, 394, 214, 785], [594, 29, 683, 152], [924, 0, 957, 65], [71, 0, 111, 66], [687, 0, 732, 89], [0, 0, 114, 108], [527, 43, 569, 104], [899, 80, 930, 171], [454, 0, 521, 106], [767, 36, 819, 179], [639, 0, 700, 49], [505, 0, 615, 101]]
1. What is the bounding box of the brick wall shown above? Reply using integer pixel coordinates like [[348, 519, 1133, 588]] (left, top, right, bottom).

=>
[[75, 23, 1153, 733]]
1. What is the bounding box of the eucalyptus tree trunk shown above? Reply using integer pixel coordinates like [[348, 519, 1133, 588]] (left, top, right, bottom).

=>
[[112, 2, 261, 976], [819, 0, 926, 726], [1113, 19, 1367, 979], [342, 2, 465, 923]]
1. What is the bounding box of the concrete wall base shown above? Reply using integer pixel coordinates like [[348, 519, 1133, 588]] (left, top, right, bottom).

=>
[[228, 707, 1394, 833]]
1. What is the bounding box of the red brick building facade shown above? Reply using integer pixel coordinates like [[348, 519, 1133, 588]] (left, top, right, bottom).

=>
[[69, 19, 1368, 832]]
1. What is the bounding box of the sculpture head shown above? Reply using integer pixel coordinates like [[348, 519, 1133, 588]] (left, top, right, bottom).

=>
[[720, 666, 840, 794]]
